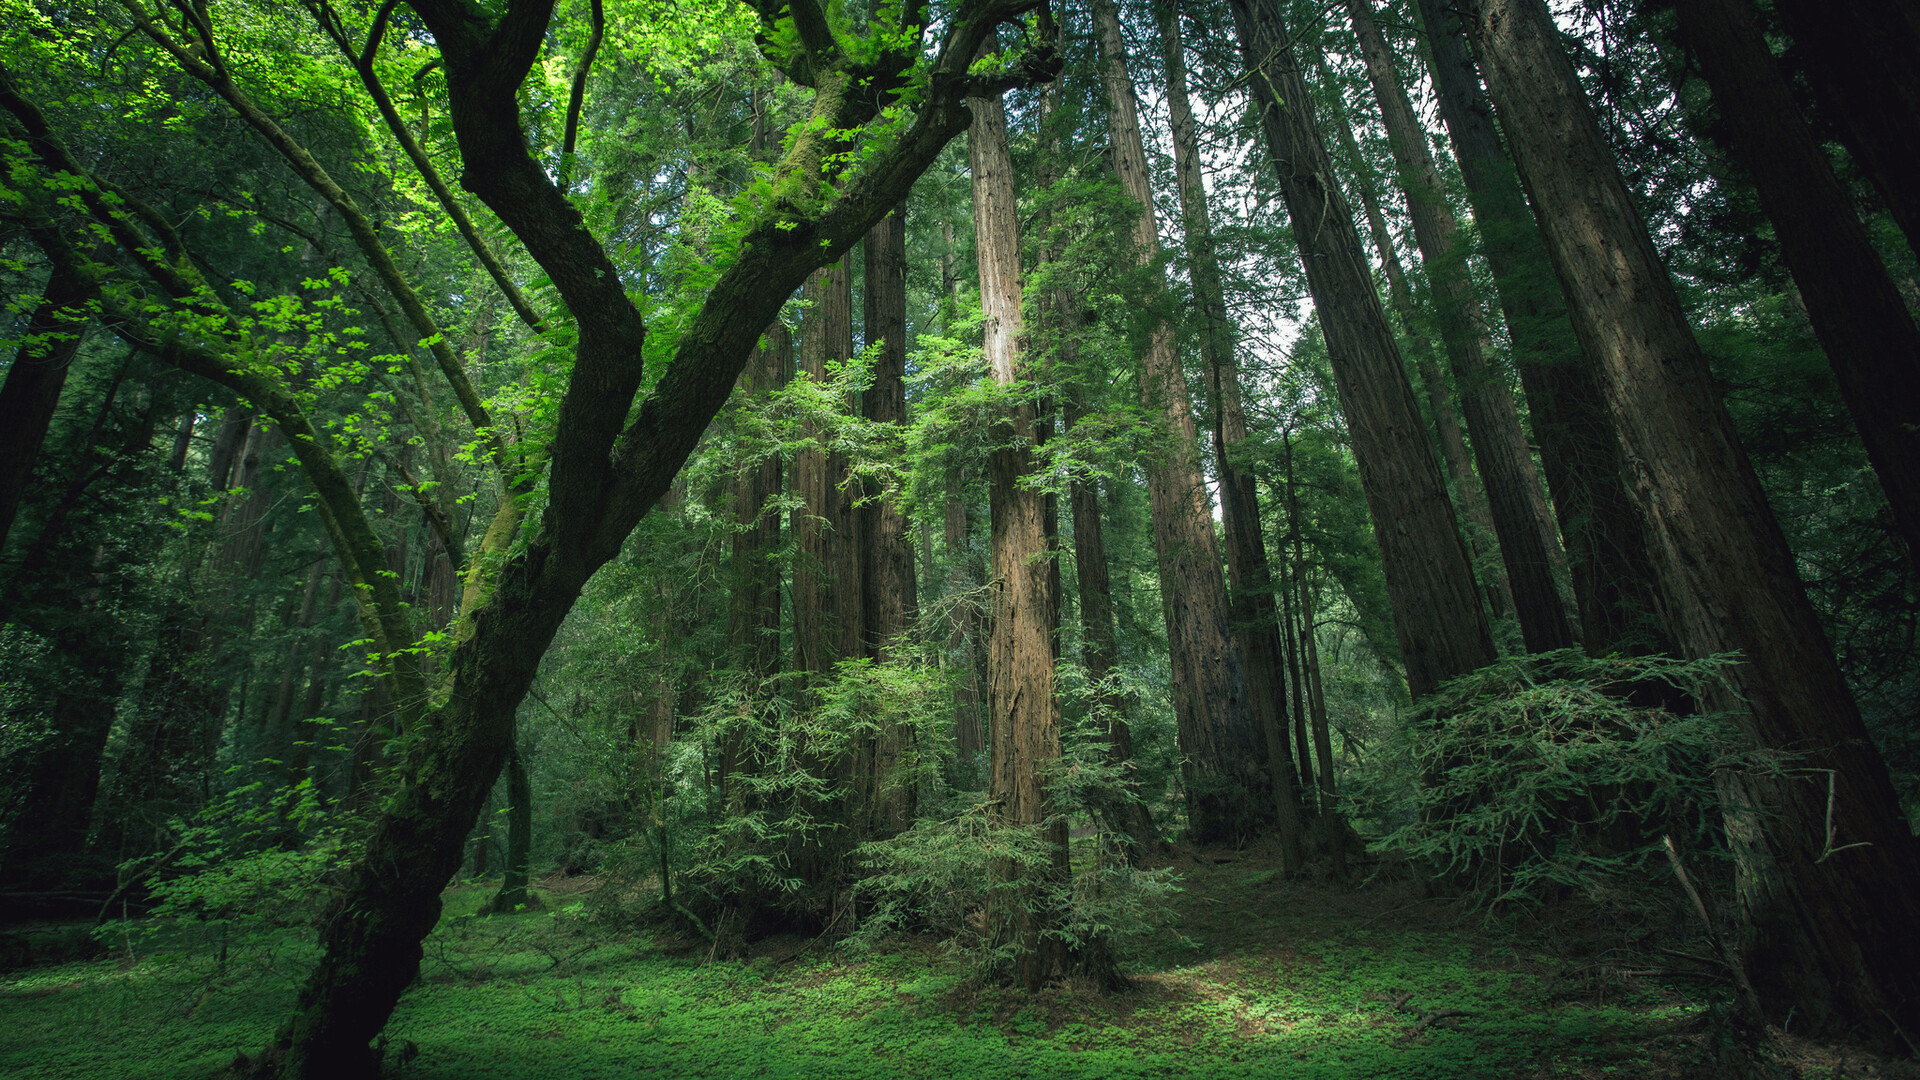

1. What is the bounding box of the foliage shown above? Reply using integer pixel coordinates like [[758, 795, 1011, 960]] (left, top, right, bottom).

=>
[[99, 777, 358, 973], [849, 711, 1180, 978], [1367, 650, 1760, 908]]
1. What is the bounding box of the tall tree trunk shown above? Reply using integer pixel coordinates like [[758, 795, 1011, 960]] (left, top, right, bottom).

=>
[[860, 210, 918, 835], [945, 466, 985, 778], [1159, 0, 1305, 867], [789, 256, 862, 891], [1094, 0, 1270, 843], [970, 83, 1074, 987], [1416, 0, 1664, 655], [792, 257, 863, 680], [1672, 0, 1920, 568], [726, 323, 790, 803], [1345, 0, 1573, 653], [1228, 0, 1497, 699], [1065, 396, 1159, 853], [0, 265, 87, 551], [489, 733, 532, 911], [1319, 67, 1516, 626], [1466, 0, 1920, 1047], [1768, 0, 1920, 258], [268, 559, 327, 769]]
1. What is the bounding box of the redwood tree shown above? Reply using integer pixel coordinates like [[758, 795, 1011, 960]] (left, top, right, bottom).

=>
[[1465, 0, 1920, 1046]]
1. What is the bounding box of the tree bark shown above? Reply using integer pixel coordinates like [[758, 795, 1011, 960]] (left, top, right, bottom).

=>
[[1318, 66, 1516, 626], [1466, 0, 1920, 1047], [792, 256, 863, 681], [1416, 0, 1664, 655], [860, 209, 917, 835], [1094, 0, 1270, 843], [969, 84, 1073, 987], [1345, 0, 1573, 653], [489, 734, 532, 911], [1671, 0, 1920, 568], [1228, 0, 1497, 699]]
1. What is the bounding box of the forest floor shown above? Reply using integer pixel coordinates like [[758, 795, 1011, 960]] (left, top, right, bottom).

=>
[[1, 843, 1911, 1080]]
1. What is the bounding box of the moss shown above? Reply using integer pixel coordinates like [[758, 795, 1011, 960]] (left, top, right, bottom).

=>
[[1, 870, 1738, 1080]]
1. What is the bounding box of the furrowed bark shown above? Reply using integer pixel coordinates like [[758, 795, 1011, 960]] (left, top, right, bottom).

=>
[[861, 209, 918, 835], [1159, 0, 1304, 865], [1316, 58, 1516, 627], [970, 83, 1074, 987], [1415, 0, 1663, 654]]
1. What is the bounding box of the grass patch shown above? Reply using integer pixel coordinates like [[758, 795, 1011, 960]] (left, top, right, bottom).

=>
[[0, 852, 1874, 1079]]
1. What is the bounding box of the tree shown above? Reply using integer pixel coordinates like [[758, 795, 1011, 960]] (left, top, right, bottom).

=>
[[1158, 0, 1306, 866], [1414, 0, 1666, 655], [1, 0, 1062, 1071], [1464, 0, 1920, 1046], [1670, 0, 1920, 569], [1226, 0, 1497, 699], [1344, 0, 1573, 653], [1093, 0, 1271, 843], [968, 71, 1072, 987]]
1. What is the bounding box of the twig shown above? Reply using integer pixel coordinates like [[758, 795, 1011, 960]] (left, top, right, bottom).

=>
[[1816, 770, 1872, 863], [1662, 834, 1764, 1024]]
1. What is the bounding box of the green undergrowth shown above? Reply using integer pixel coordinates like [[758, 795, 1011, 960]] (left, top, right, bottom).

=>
[[1, 855, 1747, 1080]]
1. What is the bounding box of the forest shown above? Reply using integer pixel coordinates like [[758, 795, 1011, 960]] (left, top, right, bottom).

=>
[[1, 0, 1917, 1075]]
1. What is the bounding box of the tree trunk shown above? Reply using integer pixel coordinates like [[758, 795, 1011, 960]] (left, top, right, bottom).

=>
[[489, 735, 532, 911], [0, 264, 87, 551], [1228, 0, 1497, 699], [970, 84, 1074, 987], [1769, 0, 1920, 258], [725, 323, 790, 803], [945, 465, 985, 780], [1094, 0, 1270, 843], [1466, 0, 1920, 1047], [1416, 0, 1664, 655], [1065, 396, 1159, 853], [1159, 0, 1306, 867], [860, 210, 917, 835], [1318, 66, 1516, 626], [1672, 0, 1920, 568], [1345, 0, 1573, 653], [792, 257, 863, 680]]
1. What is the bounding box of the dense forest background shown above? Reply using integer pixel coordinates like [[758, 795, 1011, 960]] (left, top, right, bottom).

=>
[[1, 0, 1916, 1075]]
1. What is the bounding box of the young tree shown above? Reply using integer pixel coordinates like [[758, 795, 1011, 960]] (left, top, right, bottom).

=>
[[1464, 0, 1920, 1046]]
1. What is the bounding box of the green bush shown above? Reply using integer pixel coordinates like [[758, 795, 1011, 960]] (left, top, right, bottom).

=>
[[1369, 650, 1765, 908]]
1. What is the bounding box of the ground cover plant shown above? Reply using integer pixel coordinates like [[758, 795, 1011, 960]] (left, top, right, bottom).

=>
[[15, 853, 1889, 1080]]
